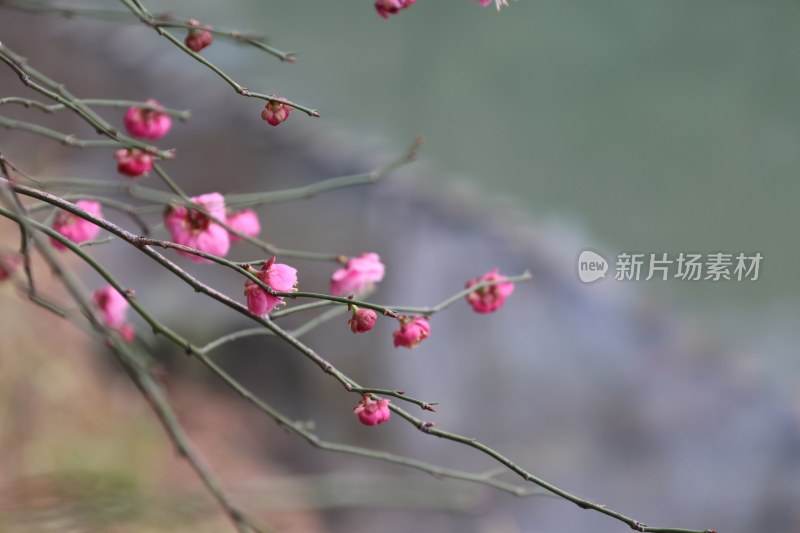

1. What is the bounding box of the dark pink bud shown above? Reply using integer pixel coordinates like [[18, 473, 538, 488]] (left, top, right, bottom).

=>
[[0, 253, 21, 281], [348, 307, 377, 333], [261, 97, 293, 126], [124, 99, 172, 140], [392, 315, 430, 349], [185, 19, 213, 52], [353, 397, 391, 426], [465, 268, 515, 313], [375, 0, 415, 18], [92, 285, 135, 343], [114, 148, 153, 178]]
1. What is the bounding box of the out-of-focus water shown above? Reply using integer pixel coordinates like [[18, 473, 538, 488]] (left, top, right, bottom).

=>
[[162, 0, 800, 308]]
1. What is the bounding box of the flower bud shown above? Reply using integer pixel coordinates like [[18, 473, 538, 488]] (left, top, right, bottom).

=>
[[114, 148, 153, 178], [465, 268, 515, 313], [348, 307, 377, 333], [353, 396, 391, 426], [261, 97, 293, 126], [124, 99, 172, 140], [185, 19, 213, 52], [392, 315, 430, 348]]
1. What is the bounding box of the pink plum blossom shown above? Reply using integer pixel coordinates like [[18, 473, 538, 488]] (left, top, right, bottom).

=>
[[330, 252, 385, 296], [348, 307, 377, 333], [393, 315, 430, 349], [51, 200, 103, 250], [185, 19, 213, 52], [92, 285, 135, 343], [261, 97, 292, 126], [375, 0, 415, 18], [226, 208, 261, 242], [164, 193, 230, 262], [114, 148, 153, 177], [354, 396, 391, 426], [465, 268, 515, 313], [479, 0, 509, 9], [124, 100, 172, 140], [244, 257, 298, 316]]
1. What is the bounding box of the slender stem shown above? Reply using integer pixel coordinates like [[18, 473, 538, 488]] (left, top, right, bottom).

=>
[[0, 96, 191, 119], [117, 0, 317, 116]]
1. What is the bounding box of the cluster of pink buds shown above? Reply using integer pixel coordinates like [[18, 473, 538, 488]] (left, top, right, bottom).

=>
[[330, 252, 385, 296], [261, 97, 293, 127], [114, 148, 153, 178], [185, 19, 213, 53], [92, 285, 135, 343], [50, 200, 103, 250], [124, 100, 172, 140], [0, 253, 21, 282], [465, 268, 515, 313], [353, 396, 391, 426], [244, 257, 298, 316], [375, 0, 415, 18]]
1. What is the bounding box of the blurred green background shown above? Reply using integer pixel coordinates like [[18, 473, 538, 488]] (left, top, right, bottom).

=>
[[160, 0, 800, 307]]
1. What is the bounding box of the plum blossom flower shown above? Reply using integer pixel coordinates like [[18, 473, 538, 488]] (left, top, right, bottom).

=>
[[244, 257, 298, 316], [185, 19, 213, 52], [393, 315, 430, 348], [465, 268, 515, 313], [226, 208, 261, 242], [0, 253, 20, 282], [348, 307, 377, 333], [354, 396, 391, 426], [51, 200, 103, 250], [92, 285, 135, 343], [124, 100, 172, 140], [261, 97, 292, 126], [479, 0, 510, 9], [375, 0, 415, 18], [164, 193, 230, 262], [114, 148, 153, 177], [330, 253, 385, 296]]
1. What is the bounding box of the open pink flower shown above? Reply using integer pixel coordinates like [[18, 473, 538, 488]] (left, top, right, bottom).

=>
[[185, 19, 213, 52], [244, 257, 298, 316], [92, 285, 135, 343], [51, 200, 103, 250], [354, 397, 391, 426], [393, 315, 430, 348], [114, 148, 153, 177], [261, 97, 292, 126], [330, 253, 385, 296], [348, 307, 377, 333], [124, 99, 172, 140], [164, 193, 230, 262], [226, 208, 261, 242], [375, 0, 415, 18], [465, 268, 515, 313], [478, 0, 509, 9], [0, 253, 20, 281]]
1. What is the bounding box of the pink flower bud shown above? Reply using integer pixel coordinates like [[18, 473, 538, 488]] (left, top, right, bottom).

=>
[[465, 268, 515, 313], [92, 285, 135, 343], [0, 253, 21, 281], [244, 257, 298, 316], [330, 252, 385, 296], [185, 20, 213, 53], [261, 97, 293, 127], [375, 0, 415, 18], [164, 192, 230, 262], [226, 208, 261, 242], [392, 315, 430, 349], [478, 0, 509, 9], [114, 148, 153, 178], [124, 99, 172, 140], [353, 397, 391, 426], [348, 307, 377, 333], [50, 200, 103, 250]]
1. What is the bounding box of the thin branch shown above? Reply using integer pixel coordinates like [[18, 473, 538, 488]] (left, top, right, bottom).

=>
[[0, 96, 191, 120]]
